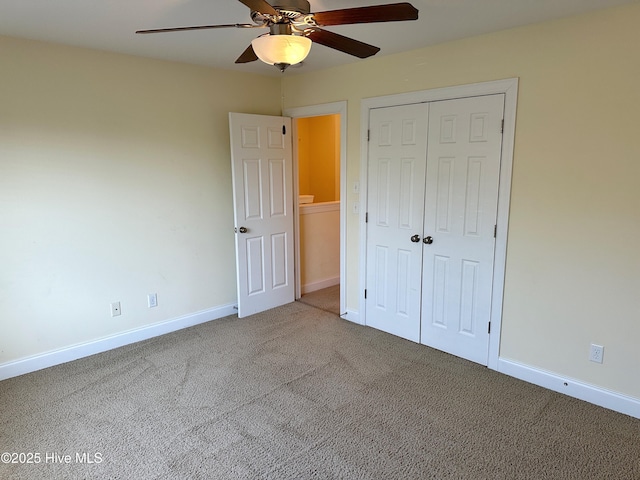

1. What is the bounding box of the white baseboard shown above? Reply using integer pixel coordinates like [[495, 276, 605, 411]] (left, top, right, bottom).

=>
[[0, 303, 237, 382], [301, 276, 340, 295], [498, 358, 640, 419], [340, 309, 361, 325]]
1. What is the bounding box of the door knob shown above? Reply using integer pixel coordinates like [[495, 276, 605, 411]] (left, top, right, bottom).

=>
[[423, 236, 433, 245], [238, 226, 248, 234], [410, 234, 420, 243]]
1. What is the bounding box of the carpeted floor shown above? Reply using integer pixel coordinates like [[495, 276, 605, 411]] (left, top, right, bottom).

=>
[[1, 301, 639, 479]]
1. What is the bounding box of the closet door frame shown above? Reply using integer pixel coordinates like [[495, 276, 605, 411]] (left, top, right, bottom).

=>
[[359, 78, 518, 371]]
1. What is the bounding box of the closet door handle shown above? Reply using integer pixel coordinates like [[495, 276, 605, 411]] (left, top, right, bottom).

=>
[[238, 226, 248, 234], [410, 234, 421, 243], [423, 236, 433, 245]]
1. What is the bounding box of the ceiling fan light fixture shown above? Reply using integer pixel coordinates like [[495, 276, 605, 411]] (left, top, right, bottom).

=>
[[251, 34, 312, 71]]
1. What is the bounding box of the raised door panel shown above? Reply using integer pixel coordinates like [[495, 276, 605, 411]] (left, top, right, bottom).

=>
[[269, 158, 286, 218], [242, 159, 263, 221], [271, 232, 288, 289], [246, 237, 265, 296]]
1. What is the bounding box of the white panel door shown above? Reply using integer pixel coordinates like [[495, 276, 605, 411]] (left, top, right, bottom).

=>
[[420, 94, 505, 364], [229, 113, 294, 318], [365, 103, 429, 342]]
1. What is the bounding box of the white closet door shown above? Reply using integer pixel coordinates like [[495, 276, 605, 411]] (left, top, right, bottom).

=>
[[365, 103, 429, 342], [420, 94, 505, 365]]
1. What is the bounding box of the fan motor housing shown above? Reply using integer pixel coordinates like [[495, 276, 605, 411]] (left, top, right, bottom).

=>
[[270, 0, 311, 15]]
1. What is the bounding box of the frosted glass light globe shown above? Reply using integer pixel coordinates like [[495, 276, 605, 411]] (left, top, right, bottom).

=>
[[251, 35, 312, 67]]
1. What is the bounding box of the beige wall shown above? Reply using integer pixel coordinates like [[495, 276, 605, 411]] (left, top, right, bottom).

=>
[[282, 3, 640, 400], [297, 115, 340, 203], [0, 36, 281, 362]]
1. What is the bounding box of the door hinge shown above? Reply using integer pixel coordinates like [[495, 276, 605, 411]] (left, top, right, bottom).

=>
[[488, 322, 491, 334], [367, 129, 370, 142], [364, 289, 367, 299], [282, 125, 286, 135], [494, 224, 497, 238], [365, 212, 368, 223], [501, 119, 504, 134]]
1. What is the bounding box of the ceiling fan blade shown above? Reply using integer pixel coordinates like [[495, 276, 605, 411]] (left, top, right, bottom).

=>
[[312, 2, 418, 26], [307, 28, 380, 59], [237, 0, 277, 16], [235, 44, 259, 64], [136, 24, 256, 34]]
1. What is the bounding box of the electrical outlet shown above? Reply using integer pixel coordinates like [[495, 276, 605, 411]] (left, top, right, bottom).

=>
[[148, 293, 158, 308], [589, 344, 604, 364], [110, 302, 121, 317]]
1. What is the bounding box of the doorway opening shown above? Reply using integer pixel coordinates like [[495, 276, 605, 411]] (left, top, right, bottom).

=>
[[284, 102, 347, 318], [296, 114, 340, 315]]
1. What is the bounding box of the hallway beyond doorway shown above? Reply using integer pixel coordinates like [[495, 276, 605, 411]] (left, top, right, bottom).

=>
[[298, 285, 340, 316]]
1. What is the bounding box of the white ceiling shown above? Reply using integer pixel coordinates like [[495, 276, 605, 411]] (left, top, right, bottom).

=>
[[0, 0, 635, 77]]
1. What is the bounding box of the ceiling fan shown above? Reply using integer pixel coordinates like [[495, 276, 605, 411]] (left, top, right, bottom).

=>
[[136, 0, 419, 72]]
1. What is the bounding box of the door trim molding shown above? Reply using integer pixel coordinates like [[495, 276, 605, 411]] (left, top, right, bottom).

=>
[[359, 78, 519, 370], [283, 101, 347, 318]]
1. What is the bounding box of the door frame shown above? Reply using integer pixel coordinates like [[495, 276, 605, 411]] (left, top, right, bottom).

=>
[[283, 101, 347, 318], [359, 78, 518, 371]]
